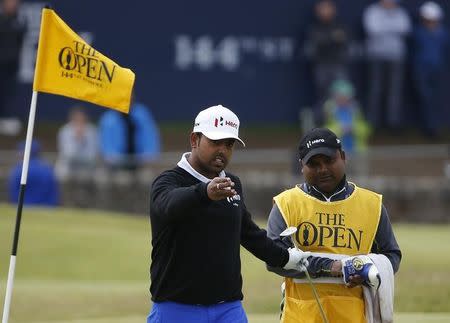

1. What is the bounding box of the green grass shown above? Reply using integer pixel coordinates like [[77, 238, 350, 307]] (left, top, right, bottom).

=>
[[393, 225, 450, 312], [1, 204, 450, 322]]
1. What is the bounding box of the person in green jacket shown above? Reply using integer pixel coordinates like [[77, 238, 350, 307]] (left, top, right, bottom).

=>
[[323, 79, 371, 154]]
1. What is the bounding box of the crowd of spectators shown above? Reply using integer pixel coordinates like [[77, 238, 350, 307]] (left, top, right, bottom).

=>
[[98, 93, 161, 171], [7, 96, 161, 207], [305, 0, 448, 145], [2, 0, 449, 206]]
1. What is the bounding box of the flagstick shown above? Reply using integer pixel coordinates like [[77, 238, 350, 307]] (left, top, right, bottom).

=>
[[2, 91, 39, 323]]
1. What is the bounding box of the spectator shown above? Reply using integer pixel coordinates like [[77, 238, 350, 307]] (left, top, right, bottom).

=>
[[363, 0, 411, 131], [98, 94, 161, 171], [56, 105, 98, 179], [8, 140, 59, 206], [305, 0, 350, 116], [412, 1, 448, 137], [323, 79, 371, 155], [0, 0, 25, 135]]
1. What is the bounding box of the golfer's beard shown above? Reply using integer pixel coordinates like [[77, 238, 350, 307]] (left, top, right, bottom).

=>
[[212, 154, 227, 167], [211, 160, 227, 171], [197, 161, 225, 178]]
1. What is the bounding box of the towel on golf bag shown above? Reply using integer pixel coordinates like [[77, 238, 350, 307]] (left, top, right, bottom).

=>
[[291, 252, 394, 323]]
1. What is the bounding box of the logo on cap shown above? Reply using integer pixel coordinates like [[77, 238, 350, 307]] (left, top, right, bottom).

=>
[[214, 117, 224, 127], [306, 138, 325, 149], [225, 120, 238, 129], [192, 104, 246, 146]]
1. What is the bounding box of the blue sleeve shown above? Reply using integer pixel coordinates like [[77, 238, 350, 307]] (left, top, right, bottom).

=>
[[143, 110, 161, 156], [371, 204, 402, 273], [266, 204, 302, 277], [134, 104, 161, 159], [98, 112, 124, 159], [267, 203, 289, 245]]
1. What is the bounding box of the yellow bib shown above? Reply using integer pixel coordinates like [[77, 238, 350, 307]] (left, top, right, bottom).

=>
[[274, 184, 381, 323]]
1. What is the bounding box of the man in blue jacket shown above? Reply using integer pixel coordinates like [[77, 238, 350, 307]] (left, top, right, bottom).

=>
[[8, 140, 59, 206], [412, 1, 448, 137], [98, 95, 161, 170]]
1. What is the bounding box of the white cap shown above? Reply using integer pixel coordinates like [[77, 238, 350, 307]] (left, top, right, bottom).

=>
[[420, 1, 443, 20], [193, 105, 245, 146]]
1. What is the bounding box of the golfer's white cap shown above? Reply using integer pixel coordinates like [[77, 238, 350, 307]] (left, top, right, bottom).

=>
[[193, 105, 245, 146], [420, 1, 443, 20]]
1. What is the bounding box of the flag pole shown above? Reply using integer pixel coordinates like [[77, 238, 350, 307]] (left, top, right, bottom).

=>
[[2, 91, 39, 323]]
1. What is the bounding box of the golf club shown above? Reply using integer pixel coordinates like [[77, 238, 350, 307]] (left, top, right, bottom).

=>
[[280, 226, 330, 323]]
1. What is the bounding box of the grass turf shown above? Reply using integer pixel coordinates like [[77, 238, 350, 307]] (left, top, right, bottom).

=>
[[1, 204, 449, 322]]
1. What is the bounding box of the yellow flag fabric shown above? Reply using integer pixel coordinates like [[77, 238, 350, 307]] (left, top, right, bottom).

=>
[[33, 8, 135, 113]]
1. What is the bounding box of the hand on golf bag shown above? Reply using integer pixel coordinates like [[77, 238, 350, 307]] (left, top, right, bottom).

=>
[[341, 255, 381, 289], [283, 248, 310, 271]]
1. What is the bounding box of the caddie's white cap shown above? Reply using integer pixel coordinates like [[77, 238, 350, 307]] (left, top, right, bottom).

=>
[[193, 105, 245, 146], [420, 1, 443, 20]]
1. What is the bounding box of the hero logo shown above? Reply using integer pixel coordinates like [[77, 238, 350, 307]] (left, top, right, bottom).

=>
[[225, 120, 238, 129], [227, 194, 241, 207], [214, 117, 224, 127], [306, 138, 325, 148], [214, 117, 238, 129]]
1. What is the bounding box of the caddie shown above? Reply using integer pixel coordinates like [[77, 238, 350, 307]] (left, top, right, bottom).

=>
[[148, 105, 310, 323], [267, 127, 402, 323]]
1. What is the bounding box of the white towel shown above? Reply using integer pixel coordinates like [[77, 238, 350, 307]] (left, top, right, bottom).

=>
[[364, 253, 394, 323], [292, 252, 395, 323]]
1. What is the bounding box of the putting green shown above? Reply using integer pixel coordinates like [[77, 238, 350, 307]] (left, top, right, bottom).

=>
[[1, 205, 449, 322]]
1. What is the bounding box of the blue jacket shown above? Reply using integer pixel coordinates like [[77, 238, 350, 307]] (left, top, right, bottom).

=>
[[8, 157, 59, 207], [98, 102, 161, 164], [413, 25, 448, 68]]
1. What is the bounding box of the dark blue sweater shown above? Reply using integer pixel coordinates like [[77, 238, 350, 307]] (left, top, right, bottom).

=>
[[150, 166, 289, 304]]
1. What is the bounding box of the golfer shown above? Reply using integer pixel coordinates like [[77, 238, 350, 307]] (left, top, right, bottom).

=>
[[148, 105, 309, 323]]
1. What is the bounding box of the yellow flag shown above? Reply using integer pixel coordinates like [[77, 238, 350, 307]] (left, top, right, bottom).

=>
[[33, 8, 135, 113]]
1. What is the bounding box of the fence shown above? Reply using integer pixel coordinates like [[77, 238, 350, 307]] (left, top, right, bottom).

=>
[[1, 145, 449, 222]]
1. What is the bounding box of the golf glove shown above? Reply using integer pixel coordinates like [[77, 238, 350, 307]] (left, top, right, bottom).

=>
[[283, 248, 310, 272], [341, 255, 381, 289]]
